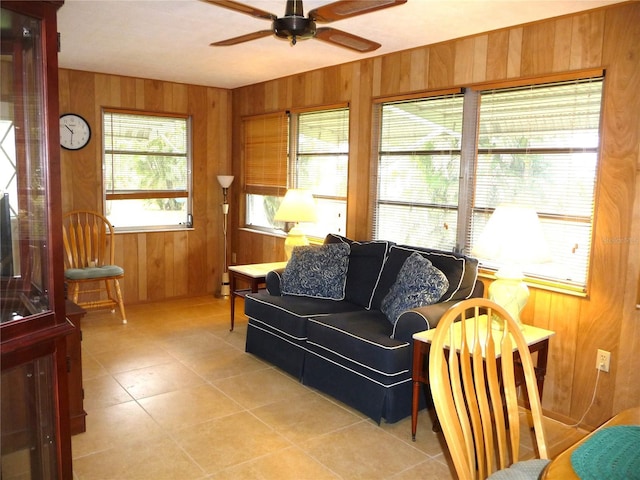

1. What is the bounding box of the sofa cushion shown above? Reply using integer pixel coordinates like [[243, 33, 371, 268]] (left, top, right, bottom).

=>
[[306, 310, 411, 379], [371, 245, 477, 310], [324, 234, 392, 309], [281, 242, 350, 300], [381, 252, 449, 326], [245, 291, 363, 342]]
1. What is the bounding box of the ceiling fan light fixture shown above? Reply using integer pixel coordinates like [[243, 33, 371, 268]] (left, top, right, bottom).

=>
[[273, 16, 315, 41]]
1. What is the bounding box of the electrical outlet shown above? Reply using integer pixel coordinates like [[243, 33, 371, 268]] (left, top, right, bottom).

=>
[[596, 349, 611, 372]]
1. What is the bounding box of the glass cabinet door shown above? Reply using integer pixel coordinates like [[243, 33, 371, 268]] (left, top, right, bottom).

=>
[[1, 356, 58, 479], [1, 2, 51, 323]]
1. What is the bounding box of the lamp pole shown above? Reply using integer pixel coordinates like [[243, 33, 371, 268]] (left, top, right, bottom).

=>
[[217, 175, 234, 297]]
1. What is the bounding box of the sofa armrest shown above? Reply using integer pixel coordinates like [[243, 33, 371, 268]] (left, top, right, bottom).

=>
[[265, 268, 286, 296], [392, 280, 485, 343], [393, 301, 458, 343]]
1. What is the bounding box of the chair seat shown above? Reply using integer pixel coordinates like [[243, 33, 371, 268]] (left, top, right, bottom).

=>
[[65, 265, 124, 280], [487, 459, 551, 479]]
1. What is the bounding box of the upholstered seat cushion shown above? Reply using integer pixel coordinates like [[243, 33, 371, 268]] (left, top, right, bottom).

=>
[[306, 310, 411, 381], [487, 459, 551, 479], [64, 265, 124, 280], [245, 292, 364, 341]]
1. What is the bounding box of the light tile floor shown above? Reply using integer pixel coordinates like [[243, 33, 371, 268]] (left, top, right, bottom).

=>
[[71, 295, 586, 479]]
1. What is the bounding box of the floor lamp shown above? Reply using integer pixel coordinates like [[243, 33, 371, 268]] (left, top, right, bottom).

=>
[[217, 175, 234, 297]]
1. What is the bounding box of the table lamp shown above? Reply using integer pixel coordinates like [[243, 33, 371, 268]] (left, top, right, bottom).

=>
[[274, 189, 317, 260], [471, 205, 550, 328], [217, 175, 234, 296]]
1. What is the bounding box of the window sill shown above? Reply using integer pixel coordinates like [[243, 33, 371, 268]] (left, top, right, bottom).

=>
[[240, 226, 286, 238], [478, 269, 588, 299], [114, 226, 194, 234], [239, 226, 324, 245]]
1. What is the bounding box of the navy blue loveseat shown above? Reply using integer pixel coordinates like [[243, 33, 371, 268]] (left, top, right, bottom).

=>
[[244, 234, 483, 423]]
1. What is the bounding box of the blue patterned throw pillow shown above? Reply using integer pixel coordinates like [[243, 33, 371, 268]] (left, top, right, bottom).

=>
[[381, 252, 449, 325], [281, 243, 350, 300]]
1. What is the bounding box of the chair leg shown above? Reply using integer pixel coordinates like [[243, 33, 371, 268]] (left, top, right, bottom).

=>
[[71, 282, 80, 304], [104, 279, 115, 313], [113, 278, 127, 324]]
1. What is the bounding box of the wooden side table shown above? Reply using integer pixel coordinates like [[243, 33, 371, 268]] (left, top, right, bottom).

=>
[[411, 318, 555, 440], [227, 262, 287, 331]]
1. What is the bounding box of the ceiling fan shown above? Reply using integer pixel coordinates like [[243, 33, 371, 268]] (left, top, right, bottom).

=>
[[203, 0, 407, 52]]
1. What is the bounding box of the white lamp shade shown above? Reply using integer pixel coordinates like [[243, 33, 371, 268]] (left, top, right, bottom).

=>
[[274, 189, 318, 223], [217, 175, 234, 188], [472, 205, 551, 265]]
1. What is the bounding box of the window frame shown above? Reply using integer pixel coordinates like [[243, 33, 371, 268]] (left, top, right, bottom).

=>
[[102, 108, 193, 232], [371, 89, 465, 252], [243, 105, 350, 240]]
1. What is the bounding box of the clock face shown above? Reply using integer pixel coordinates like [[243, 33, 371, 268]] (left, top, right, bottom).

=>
[[60, 114, 91, 150]]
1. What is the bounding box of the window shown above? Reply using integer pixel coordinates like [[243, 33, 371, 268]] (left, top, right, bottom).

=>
[[103, 110, 191, 230], [244, 107, 349, 238], [374, 93, 464, 250], [374, 77, 604, 290]]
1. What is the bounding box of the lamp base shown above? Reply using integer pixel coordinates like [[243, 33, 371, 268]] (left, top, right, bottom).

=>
[[219, 271, 230, 297], [488, 269, 529, 330], [284, 226, 309, 260]]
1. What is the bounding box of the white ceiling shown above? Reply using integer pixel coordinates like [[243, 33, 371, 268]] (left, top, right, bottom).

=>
[[57, 0, 624, 90]]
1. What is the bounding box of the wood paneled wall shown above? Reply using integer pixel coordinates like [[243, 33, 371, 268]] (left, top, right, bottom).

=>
[[231, 2, 640, 426], [58, 70, 232, 302]]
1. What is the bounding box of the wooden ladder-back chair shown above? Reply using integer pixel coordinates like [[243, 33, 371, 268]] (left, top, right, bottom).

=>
[[62, 210, 127, 324], [429, 298, 549, 480]]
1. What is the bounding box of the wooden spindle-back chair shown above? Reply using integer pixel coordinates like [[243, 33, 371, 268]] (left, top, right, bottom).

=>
[[429, 298, 549, 480], [62, 210, 126, 324]]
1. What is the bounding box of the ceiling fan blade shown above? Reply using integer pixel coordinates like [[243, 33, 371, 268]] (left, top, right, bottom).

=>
[[201, 0, 277, 21], [310, 0, 407, 23], [210, 30, 273, 46], [314, 27, 380, 52]]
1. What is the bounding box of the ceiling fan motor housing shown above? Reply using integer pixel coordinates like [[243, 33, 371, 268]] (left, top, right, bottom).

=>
[[273, 16, 316, 41]]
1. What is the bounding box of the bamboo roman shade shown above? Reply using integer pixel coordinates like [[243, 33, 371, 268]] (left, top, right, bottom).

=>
[[243, 112, 289, 196]]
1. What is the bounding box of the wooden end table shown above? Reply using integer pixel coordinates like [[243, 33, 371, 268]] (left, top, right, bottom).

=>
[[411, 317, 555, 440], [227, 262, 287, 331]]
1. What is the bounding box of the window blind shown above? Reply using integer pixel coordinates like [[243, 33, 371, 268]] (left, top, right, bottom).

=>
[[243, 112, 289, 196], [104, 111, 188, 196]]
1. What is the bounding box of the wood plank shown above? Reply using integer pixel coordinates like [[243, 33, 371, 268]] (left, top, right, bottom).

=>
[[507, 27, 523, 78], [486, 30, 509, 81], [569, 11, 605, 70], [454, 37, 475, 86], [552, 17, 573, 72], [521, 21, 555, 76], [428, 43, 455, 89]]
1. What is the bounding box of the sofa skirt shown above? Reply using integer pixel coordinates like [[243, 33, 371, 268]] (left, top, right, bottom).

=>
[[302, 351, 420, 424], [245, 317, 308, 380]]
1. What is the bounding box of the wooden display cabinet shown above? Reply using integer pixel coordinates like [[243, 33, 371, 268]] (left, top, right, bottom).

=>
[[1, 1, 74, 479], [65, 301, 87, 435]]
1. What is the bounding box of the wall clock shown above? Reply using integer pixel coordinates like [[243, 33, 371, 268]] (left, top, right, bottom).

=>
[[60, 113, 91, 150]]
